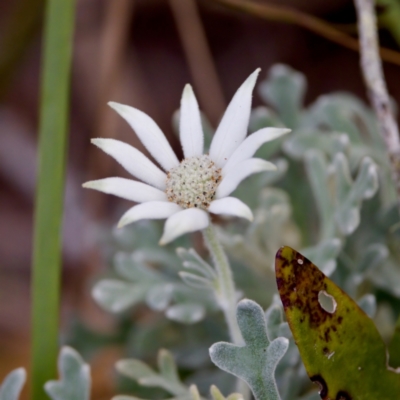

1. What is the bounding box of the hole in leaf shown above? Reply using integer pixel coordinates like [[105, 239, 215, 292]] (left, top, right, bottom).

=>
[[318, 290, 337, 314]]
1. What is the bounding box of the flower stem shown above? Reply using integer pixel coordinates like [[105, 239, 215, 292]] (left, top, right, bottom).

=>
[[203, 223, 242, 345], [203, 224, 251, 398]]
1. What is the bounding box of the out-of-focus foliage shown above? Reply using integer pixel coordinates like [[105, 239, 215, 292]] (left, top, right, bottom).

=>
[[0, 347, 91, 400], [44, 347, 91, 400], [0, 368, 26, 400], [377, 0, 400, 47], [56, 64, 400, 399]]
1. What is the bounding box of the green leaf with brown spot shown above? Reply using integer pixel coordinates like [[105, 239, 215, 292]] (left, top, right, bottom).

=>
[[389, 314, 400, 369], [275, 246, 400, 400]]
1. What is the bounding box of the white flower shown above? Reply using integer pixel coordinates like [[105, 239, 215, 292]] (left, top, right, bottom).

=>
[[83, 69, 290, 245]]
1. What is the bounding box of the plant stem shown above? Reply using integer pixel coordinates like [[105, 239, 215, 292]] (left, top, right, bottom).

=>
[[203, 224, 252, 398], [31, 0, 75, 398], [203, 224, 242, 344], [354, 0, 400, 211]]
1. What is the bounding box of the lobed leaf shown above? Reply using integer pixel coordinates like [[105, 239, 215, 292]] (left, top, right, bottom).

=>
[[44, 347, 91, 400], [116, 349, 187, 396], [92, 279, 147, 313], [210, 299, 288, 400]]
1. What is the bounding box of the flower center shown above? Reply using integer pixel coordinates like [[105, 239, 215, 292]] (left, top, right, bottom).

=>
[[166, 154, 221, 210]]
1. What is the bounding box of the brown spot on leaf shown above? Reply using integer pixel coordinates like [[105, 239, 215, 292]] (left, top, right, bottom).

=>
[[336, 391, 352, 400], [275, 247, 339, 336], [310, 375, 328, 398]]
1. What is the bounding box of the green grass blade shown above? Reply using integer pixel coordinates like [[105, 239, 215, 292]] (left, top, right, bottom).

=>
[[31, 0, 76, 398]]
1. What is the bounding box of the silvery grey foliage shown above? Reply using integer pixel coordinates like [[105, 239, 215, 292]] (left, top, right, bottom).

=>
[[116, 349, 188, 398], [68, 63, 400, 400], [45, 347, 91, 400], [113, 349, 237, 400], [209, 300, 288, 400], [0, 368, 26, 400], [92, 233, 217, 323], [0, 347, 91, 400]]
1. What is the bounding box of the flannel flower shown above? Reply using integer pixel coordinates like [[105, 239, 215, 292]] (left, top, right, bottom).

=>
[[83, 69, 289, 244]]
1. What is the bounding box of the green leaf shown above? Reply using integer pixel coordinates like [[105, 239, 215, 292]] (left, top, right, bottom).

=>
[[275, 246, 400, 399], [44, 347, 91, 400], [116, 349, 187, 396], [209, 299, 289, 400], [0, 368, 26, 400], [377, 0, 400, 47], [388, 314, 400, 368], [92, 279, 147, 313]]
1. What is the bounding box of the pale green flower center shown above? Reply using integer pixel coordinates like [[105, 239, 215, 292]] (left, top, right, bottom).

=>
[[166, 154, 221, 210]]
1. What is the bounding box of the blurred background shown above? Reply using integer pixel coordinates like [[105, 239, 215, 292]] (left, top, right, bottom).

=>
[[1, 0, 400, 398]]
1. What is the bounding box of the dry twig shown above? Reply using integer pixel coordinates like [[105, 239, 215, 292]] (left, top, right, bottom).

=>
[[210, 0, 400, 67], [169, 0, 226, 126], [354, 0, 400, 207]]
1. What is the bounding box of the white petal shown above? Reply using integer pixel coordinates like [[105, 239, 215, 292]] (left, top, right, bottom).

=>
[[118, 201, 182, 228], [108, 102, 179, 171], [216, 158, 276, 198], [208, 197, 253, 221], [91, 138, 167, 190], [159, 208, 209, 245], [82, 177, 167, 203], [180, 84, 203, 158], [222, 127, 290, 175], [209, 69, 260, 167]]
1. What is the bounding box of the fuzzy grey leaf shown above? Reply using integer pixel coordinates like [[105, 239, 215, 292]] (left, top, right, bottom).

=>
[[357, 243, 389, 273], [166, 303, 205, 324], [265, 304, 284, 342], [283, 130, 349, 160], [179, 272, 214, 290], [210, 385, 243, 400], [114, 252, 162, 282], [302, 238, 342, 276], [44, 347, 90, 400], [117, 350, 187, 396], [92, 279, 147, 313], [259, 64, 306, 128], [209, 300, 288, 400], [146, 283, 174, 311], [176, 248, 216, 279], [357, 294, 377, 318], [304, 150, 335, 240], [0, 368, 26, 400]]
